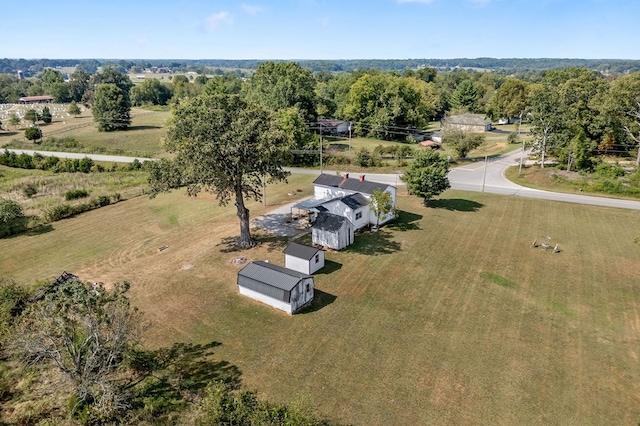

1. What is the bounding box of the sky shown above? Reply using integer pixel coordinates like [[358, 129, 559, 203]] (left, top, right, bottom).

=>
[[3, 0, 640, 60]]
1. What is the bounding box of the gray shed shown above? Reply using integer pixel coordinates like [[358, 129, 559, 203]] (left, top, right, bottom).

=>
[[312, 212, 354, 250], [284, 242, 325, 275], [237, 261, 314, 315]]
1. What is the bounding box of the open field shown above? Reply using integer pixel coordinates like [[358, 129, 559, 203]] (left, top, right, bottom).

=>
[[2, 176, 640, 424], [1, 106, 169, 157]]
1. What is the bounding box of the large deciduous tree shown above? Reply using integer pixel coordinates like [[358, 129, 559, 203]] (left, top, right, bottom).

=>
[[368, 188, 396, 228], [527, 83, 564, 168], [0, 197, 24, 237], [9, 278, 144, 418], [608, 72, 640, 167], [401, 148, 450, 206], [487, 77, 529, 121], [92, 83, 131, 131], [344, 72, 437, 140], [130, 78, 172, 106], [148, 94, 292, 248], [443, 129, 485, 159], [243, 61, 317, 123]]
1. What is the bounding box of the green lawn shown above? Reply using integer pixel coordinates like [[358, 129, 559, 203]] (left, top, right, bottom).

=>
[[2, 178, 640, 425]]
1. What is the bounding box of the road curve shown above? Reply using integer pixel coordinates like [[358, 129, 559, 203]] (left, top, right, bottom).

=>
[[5, 148, 640, 210], [3, 148, 154, 164]]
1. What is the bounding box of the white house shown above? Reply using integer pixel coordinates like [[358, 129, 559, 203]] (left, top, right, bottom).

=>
[[442, 114, 492, 133], [318, 119, 351, 136], [310, 174, 396, 228], [283, 242, 325, 275], [312, 212, 354, 250], [237, 261, 314, 315]]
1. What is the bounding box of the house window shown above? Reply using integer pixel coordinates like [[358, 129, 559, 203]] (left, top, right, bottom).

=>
[[355, 211, 362, 220], [315, 254, 319, 263], [306, 283, 310, 292]]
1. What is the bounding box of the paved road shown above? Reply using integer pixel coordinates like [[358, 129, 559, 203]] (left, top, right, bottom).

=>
[[6, 148, 640, 210], [3, 148, 154, 163]]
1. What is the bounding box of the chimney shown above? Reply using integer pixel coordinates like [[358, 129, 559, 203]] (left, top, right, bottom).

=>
[[359, 175, 365, 182], [343, 173, 349, 179]]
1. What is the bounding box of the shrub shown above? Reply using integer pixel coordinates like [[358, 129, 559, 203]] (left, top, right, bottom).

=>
[[22, 183, 38, 198], [65, 189, 89, 200], [507, 132, 519, 144], [594, 162, 625, 179], [43, 204, 73, 222], [24, 126, 42, 142]]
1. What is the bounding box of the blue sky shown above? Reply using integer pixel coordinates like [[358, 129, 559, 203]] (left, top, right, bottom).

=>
[[3, 0, 639, 60]]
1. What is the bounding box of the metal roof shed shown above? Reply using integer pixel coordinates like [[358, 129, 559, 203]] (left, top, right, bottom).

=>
[[283, 242, 325, 275], [237, 261, 314, 315]]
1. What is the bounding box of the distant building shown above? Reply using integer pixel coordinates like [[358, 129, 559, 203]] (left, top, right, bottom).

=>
[[18, 95, 54, 104], [442, 114, 492, 133], [312, 212, 354, 251], [317, 119, 351, 136]]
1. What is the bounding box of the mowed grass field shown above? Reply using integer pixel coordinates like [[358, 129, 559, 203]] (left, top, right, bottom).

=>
[[2, 175, 640, 425]]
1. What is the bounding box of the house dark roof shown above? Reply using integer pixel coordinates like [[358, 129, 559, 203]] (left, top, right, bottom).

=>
[[340, 193, 367, 210], [283, 242, 321, 260], [313, 212, 350, 232], [238, 261, 310, 292], [313, 174, 391, 195]]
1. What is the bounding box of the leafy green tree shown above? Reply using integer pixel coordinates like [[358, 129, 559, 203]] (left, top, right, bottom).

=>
[[48, 82, 71, 103], [130, 78, 172, 106], [344, 72, 437, 140], [607, 72, 640, 166], [10, 278, 144, 419], [487, 77, 529, 121], [24, 108, 39, 124], [67, 100, 81, 117], [68, 69, 91, 102], [0, 198, 24, 237], [243, 61, 317, 122], [92, 83, 131, 131], [528, 84, 564, 168], [199, 381, 332, 425], [401, 149, 450, 206], [86, 68, 133, 106], [41, 106, 52, 124], [9, 112, 21, 130], [450, 80, 485, 113], [24, 126, 42, 142], [368, 188, 396, 228], [203, 75, 243, 96], [148, 94, 291, 248], [443, 129, 485, 159]]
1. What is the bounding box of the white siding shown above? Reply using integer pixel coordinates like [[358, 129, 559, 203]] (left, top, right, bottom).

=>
[[285, 254, 311, 275], [312, 222, 353, 250], [289, 277, 314, 312], [238, 286, 293, 314], [309, 250, 325, 274], [322, 199, 369, 230]]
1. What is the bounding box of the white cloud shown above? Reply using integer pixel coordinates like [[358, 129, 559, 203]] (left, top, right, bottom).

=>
[[206, 11, 232, 31], [242, 4, 264, 15]]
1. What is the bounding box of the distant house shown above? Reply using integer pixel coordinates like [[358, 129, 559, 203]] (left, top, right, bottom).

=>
[[237, 261, 314, 315], [18, 95, 54, 104], [498, 117, 521, 125], [317, 119, 351, 136], [442, 114, 492, 133], [284, 242, 325, 275], [312, 212, 354, 250]]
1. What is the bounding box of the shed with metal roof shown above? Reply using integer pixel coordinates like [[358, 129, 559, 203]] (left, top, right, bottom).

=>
[[312, 212, 354, 250], [283, 242, 325, 275], [237, 261, 314, 314]]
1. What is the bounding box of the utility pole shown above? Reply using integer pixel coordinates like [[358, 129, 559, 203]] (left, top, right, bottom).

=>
[[319, 123, 323, 173], [518, 112, 525, 177], [482, 156, 488, 192]]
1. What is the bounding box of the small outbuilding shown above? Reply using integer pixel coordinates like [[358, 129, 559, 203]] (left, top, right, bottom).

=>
[[284, 242, 325, 275], [237, 261, 314, 315], [312, 212, 354, 250]]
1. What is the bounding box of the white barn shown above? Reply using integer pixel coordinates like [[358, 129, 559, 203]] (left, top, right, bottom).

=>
[[312, 212, 354, 250], [237, 261, 314, 315], [283, 242, 325, 275]]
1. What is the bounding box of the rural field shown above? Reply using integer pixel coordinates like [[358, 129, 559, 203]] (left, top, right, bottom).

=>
[[2, 173, 640, 425]]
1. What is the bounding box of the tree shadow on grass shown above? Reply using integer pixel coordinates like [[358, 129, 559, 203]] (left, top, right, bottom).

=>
[[128, 125, 163, 131], [387, 210, 423, 231], [346, 229, 401, 256], [299, 289, 337, 314], [428, 198, 484, 212], [314, 259, 342, 275], [216, 233, 287, 253], [130, 341, 242, 415]]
